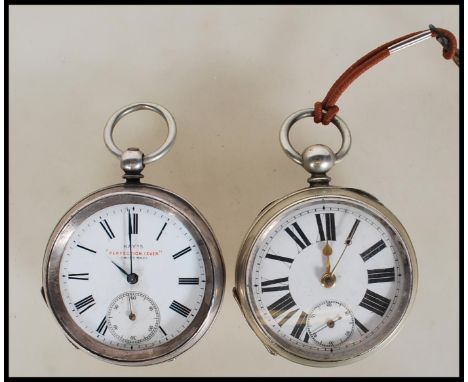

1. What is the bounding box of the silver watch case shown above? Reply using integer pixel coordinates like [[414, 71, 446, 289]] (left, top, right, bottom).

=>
[[42, 182, 225, 366], [234, 186, 417, 367]]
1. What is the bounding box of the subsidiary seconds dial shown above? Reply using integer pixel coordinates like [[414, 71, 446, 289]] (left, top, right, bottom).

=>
[[306, 300, 354, 347], [107, 291, 160, 344]]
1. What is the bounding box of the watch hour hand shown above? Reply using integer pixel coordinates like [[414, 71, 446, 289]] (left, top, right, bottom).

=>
[[320, 241, 336, 288], [111, 260, 129, 276]]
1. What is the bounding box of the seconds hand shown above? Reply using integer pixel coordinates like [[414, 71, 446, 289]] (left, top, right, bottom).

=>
[[309, 315, 343, 336]]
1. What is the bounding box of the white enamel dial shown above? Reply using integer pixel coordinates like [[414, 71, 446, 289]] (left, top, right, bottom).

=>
[[59, 203, 206, 351], [246, 197, 413, 362]]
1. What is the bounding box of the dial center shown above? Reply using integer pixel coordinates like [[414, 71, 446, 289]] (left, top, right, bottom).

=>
[[288, 245, 368, 313], [320, 273, 336, 288], [127, 273, 139, 284]]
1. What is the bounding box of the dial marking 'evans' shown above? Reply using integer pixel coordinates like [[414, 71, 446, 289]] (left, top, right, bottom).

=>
[[360, 239, 386, 262], [359, 289, 391, 316], [285, 222, 311, 250]]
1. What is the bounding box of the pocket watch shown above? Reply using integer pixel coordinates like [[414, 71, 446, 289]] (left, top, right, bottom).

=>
[[42, 103, 225, 365], [233, 109, 417, 367]]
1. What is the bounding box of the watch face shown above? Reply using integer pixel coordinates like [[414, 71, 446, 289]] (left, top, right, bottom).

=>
[[44, 185, 224, 364], [238, 189, 416, 365], [59, 203, 206, 350]]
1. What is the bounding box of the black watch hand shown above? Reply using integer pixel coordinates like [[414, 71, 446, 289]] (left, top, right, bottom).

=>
[[128, 210, 133, 275], [126, 209, 138, 284], [111, 260, 129, 276]]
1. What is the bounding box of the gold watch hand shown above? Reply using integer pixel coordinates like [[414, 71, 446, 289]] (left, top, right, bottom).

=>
[[325, 256, 331, 274], [330, 245, 348, 275], [320, 241, 336, 288], [323, 241, 333, 257], [330, 219, 361, 275], [323, 241, 332, 273]]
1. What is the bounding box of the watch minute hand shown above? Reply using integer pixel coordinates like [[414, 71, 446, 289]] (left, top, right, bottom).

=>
[[330, 220, 360, 275], [128, 210, 133, 275]]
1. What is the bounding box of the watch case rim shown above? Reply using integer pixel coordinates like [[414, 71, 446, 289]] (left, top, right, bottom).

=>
[[234, 185, 418, 367], [42, 182, 225, 366]]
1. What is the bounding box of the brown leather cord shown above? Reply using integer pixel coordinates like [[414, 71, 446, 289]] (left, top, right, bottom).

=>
[[314, 26, 458, 125]]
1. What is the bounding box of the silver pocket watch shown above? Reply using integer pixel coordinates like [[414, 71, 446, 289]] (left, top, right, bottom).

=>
[[234, 109, 417, 367], [42, 103, 225, 365]]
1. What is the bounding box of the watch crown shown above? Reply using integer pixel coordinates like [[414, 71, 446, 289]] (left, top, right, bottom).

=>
[[121, 148, 145, 181]]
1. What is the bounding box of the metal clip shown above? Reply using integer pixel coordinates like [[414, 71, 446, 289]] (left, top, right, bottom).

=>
[[388, 29, 432, 54], [429, 24, 459, 66]]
